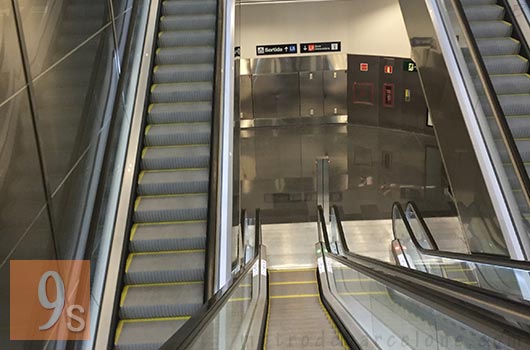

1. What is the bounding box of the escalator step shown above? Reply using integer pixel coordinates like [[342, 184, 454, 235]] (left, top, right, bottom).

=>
[[130, 221, 206, 252], [115, 318, 189, 350], [488, 115, 530, 139], [490, 74, 530, 95], [469, 20, 512, 38], [120, 282, 203, 319], [125, 250, 205, 284], [138, 168, 209, 195], [148, 101, 212, 124], [156, 46, 214, 65], [158, 29, 215, 47], [160, 14, 216, 31], [162, 0, 217, 16], [477, 37, 520, 56], [144, 123, 211, 146], [463, 5, 504, 21], [141, 144, 210, 169], [153, 64, 214, 83], [461, 0, 497, 5], [150, 82, 213, 103], [134, 193, 208, 222], [482, 55, 529, 75], [498, 94, 530, 116]]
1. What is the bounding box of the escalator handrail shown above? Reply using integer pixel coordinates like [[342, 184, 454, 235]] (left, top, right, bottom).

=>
[[204, 0, 226, 302], [397, 201, 530, 270], [323, 250, 530, 349], [328, 208, 530, 324], [448, 0, 530, 220], [317, 205, 332, 253], [332, 205, 351, 254], [160, 209, 263, 350]]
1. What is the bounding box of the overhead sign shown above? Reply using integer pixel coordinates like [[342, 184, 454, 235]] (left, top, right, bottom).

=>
[[300, 41, 341, 53], [403, 59, 418, 72], [256, 44, 297, 56]]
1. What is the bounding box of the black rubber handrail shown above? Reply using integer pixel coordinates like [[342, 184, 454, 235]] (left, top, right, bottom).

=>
[[318, 205, 332, 253], [396, 201, 530, 270], [161, 209, 263, 350], [204, 0, 226, 302], [449, 0, 530, 252], [319, 211, 530, 348]]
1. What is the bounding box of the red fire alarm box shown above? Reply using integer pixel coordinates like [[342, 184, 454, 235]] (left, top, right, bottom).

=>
[[383, 83, 395, 107]]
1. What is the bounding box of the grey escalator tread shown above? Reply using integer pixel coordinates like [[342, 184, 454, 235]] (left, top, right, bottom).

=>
[[134, 193, 208, 222], [144, 122, 211, 146], [115, 317, 189, 350], [498, 94, 530, 116], [125, 250, 205, 284], [153, 64, 214, 83], [120, 282, 203, 319], [490, 74, 530, 95], [156, 46, 214, 65], [130, 221, 207, 252], [160, 14, 216, 31], [470, 20, 512, 38], [162, 0, 217, 15], [482, 55, 529, 75], [463, 5, 504, 21], [151, 82, 213, 103], [142, 144, 210, 169], [148, 101, 212, 124], [477, 37, 520, 56], [116, 0, 217, 347], [488, 115, 530, 139], [138, 168, 209, 194], [159, 29, 215, 47]]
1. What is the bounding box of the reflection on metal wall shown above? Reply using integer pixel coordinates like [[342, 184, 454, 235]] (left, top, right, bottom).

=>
[[0, 0, 136, 348], [239, 55, 348, 121]]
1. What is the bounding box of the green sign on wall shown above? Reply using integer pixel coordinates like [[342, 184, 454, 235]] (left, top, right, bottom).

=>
[[403, 60, 417, 72]]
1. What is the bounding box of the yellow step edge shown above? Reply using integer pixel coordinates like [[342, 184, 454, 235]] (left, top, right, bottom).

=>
[[120, 281, 203, 306], [140, 167, 208, 174], [229, 297, 251, 302], [269, 267, 316, 273], [130, 248, 205, 257], [269, 280, 316, 286], [144, 124, 152, 135], [133, 219, 206, 226], [144, 143, 208, 149], [317, 290, 349, 350], [134, 197, 142, 211], [115, 316, 191, 345], [138, 171, 145, 184], [137, 192, 207, 199], [270, 294, 319, 299], [146, 121, 211, 127], [129, 224, 139, 241]]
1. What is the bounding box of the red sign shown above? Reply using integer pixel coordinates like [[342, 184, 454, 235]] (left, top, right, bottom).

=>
[[308, 44, 315, 52], [360, 63, 369, 72], [384, 65, 393, 74]]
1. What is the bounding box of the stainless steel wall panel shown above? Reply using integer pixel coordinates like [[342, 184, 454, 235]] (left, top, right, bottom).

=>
[[33, 26, 116, 192], [252, 73, 300, 118], [17, 0, 111, 77], [0, 89, 48, 264], [299, 71, 324, 117], [240, 74, 253, 119], [324, 70, 347, 115], [0, 0, 26, 102]]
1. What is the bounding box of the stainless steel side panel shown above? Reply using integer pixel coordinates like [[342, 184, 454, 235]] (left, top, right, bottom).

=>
[[300, 71, 324, 117], [399, 0, 508, 255], [324, 70, 347, 116]]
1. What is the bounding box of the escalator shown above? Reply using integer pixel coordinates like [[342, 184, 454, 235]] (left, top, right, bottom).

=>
[[154, 207, 530, 350], [107, 0, 219, 349], [398, 0, 530, 257], [390, 201, 530, 302]]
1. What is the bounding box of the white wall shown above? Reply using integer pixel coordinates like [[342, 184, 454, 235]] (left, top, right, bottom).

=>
[[239, 0, 411, 59]]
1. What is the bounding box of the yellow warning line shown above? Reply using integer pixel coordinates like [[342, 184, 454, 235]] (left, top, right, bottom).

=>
[[137, 192, 207, 199], [120, 281, 203, 307], [144, 143, 208, 149], [270, 294, 319, 299], [269, 267, 316, 273], [318, 291, 349, 350], [115, 316, 190, 345], [141, 167, 208, 173], [133, 219, 206, 227], [130, 248, 205, 257], [229, 297, 251, 302], [269, 280, 316, 285]]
